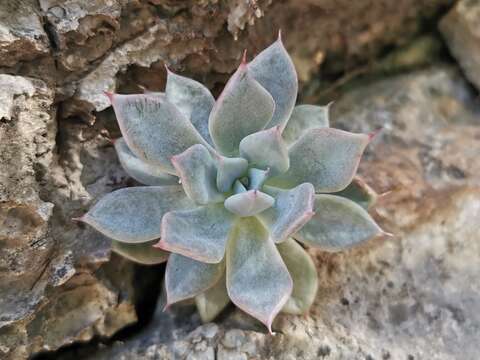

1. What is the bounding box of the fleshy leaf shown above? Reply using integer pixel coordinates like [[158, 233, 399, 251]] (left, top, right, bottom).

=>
[[239, 126, 289, 175], [226, 217, 292, 332], [249, 36, 298, 130], [166, 70, 215, 146], [195, 273, 230, 322], [268, 128, 370, 192], [171, 144, 223, 205], [109, 93, 209, 174], [278, 238, 318, 315], [216, 155, 249, 193], [208, 62, 275, 156], [157, 204, 235, 263], [282, 104, 330, 145], [165, 254, 224, 305], [247, 168, 270, 190], [233, 180, 247, 194], [333, 176, 378, 210], [111, 240, 169, 265], [258, 183, 315, 243], [224, 190, 275, 217], [80, 186, 192, 243], [295, 194, 383, 251], [114, 137, 178, 186]]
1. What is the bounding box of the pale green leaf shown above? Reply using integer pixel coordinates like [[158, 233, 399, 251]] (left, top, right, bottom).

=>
[[295, 194, 383, 251], [278, 238, 318, 314], [165, 254, 224, 305], [208, 63, 274, 156], [172, 144, 223, 205], [157, 204, 235, 263], [114, 137, 178, 186], [226, 217, 292, 332], [111, 240, 169, 265], [80, 186, 192, 243]]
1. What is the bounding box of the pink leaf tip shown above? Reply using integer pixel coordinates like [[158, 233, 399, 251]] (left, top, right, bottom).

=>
[[368, 128, 383, 141], [277, 29, 282, 42], [241, 49, 248, 66], [164, 63, 173, 74], [71, 216, 84, 223], [103, 91, 114, 102]]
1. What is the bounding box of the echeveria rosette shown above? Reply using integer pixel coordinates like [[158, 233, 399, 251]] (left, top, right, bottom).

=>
[[77, 35, 388, 333]]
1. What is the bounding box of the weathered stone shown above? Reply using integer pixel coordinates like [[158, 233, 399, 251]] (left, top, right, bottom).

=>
[[440, 0, 480, 91], [0, 75, 137, 360], [0, 1, 50, 67], [55, 66, 480, 360]]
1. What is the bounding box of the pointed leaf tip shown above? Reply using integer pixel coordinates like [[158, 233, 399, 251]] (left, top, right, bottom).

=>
[[368, 128, 383, 141], [295, 194, 383, 252], [103, 91, 114, 102], [278, 29, 282, 42], [71, 216, 84, 222], [242, 49, 247, 64]]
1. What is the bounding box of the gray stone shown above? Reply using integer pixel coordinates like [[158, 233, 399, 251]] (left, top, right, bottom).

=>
[[440, 0, 480, 91], [0, 1, 50, 67], [0, 74, 137, 360]]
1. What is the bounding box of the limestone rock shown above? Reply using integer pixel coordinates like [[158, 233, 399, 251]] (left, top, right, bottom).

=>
[[60, 66, 480, 360], [440, 0, 480, 91], [0, 1, 50, 67], [0, 75, 137, 360]]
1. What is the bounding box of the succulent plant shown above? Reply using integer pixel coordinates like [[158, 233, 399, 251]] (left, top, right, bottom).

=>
[[77, 34, 387, 333]]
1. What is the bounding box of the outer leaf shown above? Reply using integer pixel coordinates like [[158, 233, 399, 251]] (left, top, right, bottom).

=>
[[249, 36, 298, 130], [208, 62, 275, 156], [79, 186, 192, 243], [109, 93, 209, 174], [258, 184, 315, 243], [165, 254, 224, 305], [224, 190, 274, 217], [166, 70, 215, 146], [195, 273, 230, 322], [278, 238, 318, 315], [282, 104, 330, 145], [239, 126, 289, 175], [111, 240, 169, 265], [171, 144, 223, 205], [114, 137, 178, 186], [333, 176, 378, 210], [226, 217, 292, 332], [295, 194, 383, 252], [268, 128, 370, 192], [216, 155, 249, 193], [156, 204, 235, 263]]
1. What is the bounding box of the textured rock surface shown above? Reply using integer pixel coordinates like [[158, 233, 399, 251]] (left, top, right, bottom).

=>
[[440, 0, 480, 91], [0, 1, 50, 67], [0, 0, 469, 359], [0, 74, 138, 359], [54, 66, 480, 360]]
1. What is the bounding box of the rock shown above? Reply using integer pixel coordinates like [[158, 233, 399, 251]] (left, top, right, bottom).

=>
[[0, 1, 50, 67], [55, 66, 480, 359], [0, 74, 138, 360], [42, 0, 452, 122], [440, 0, 480, 91], [39, 0, 122, 72]]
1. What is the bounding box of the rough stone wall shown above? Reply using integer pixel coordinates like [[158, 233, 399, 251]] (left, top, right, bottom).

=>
[[0, 0, 466, 359]]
